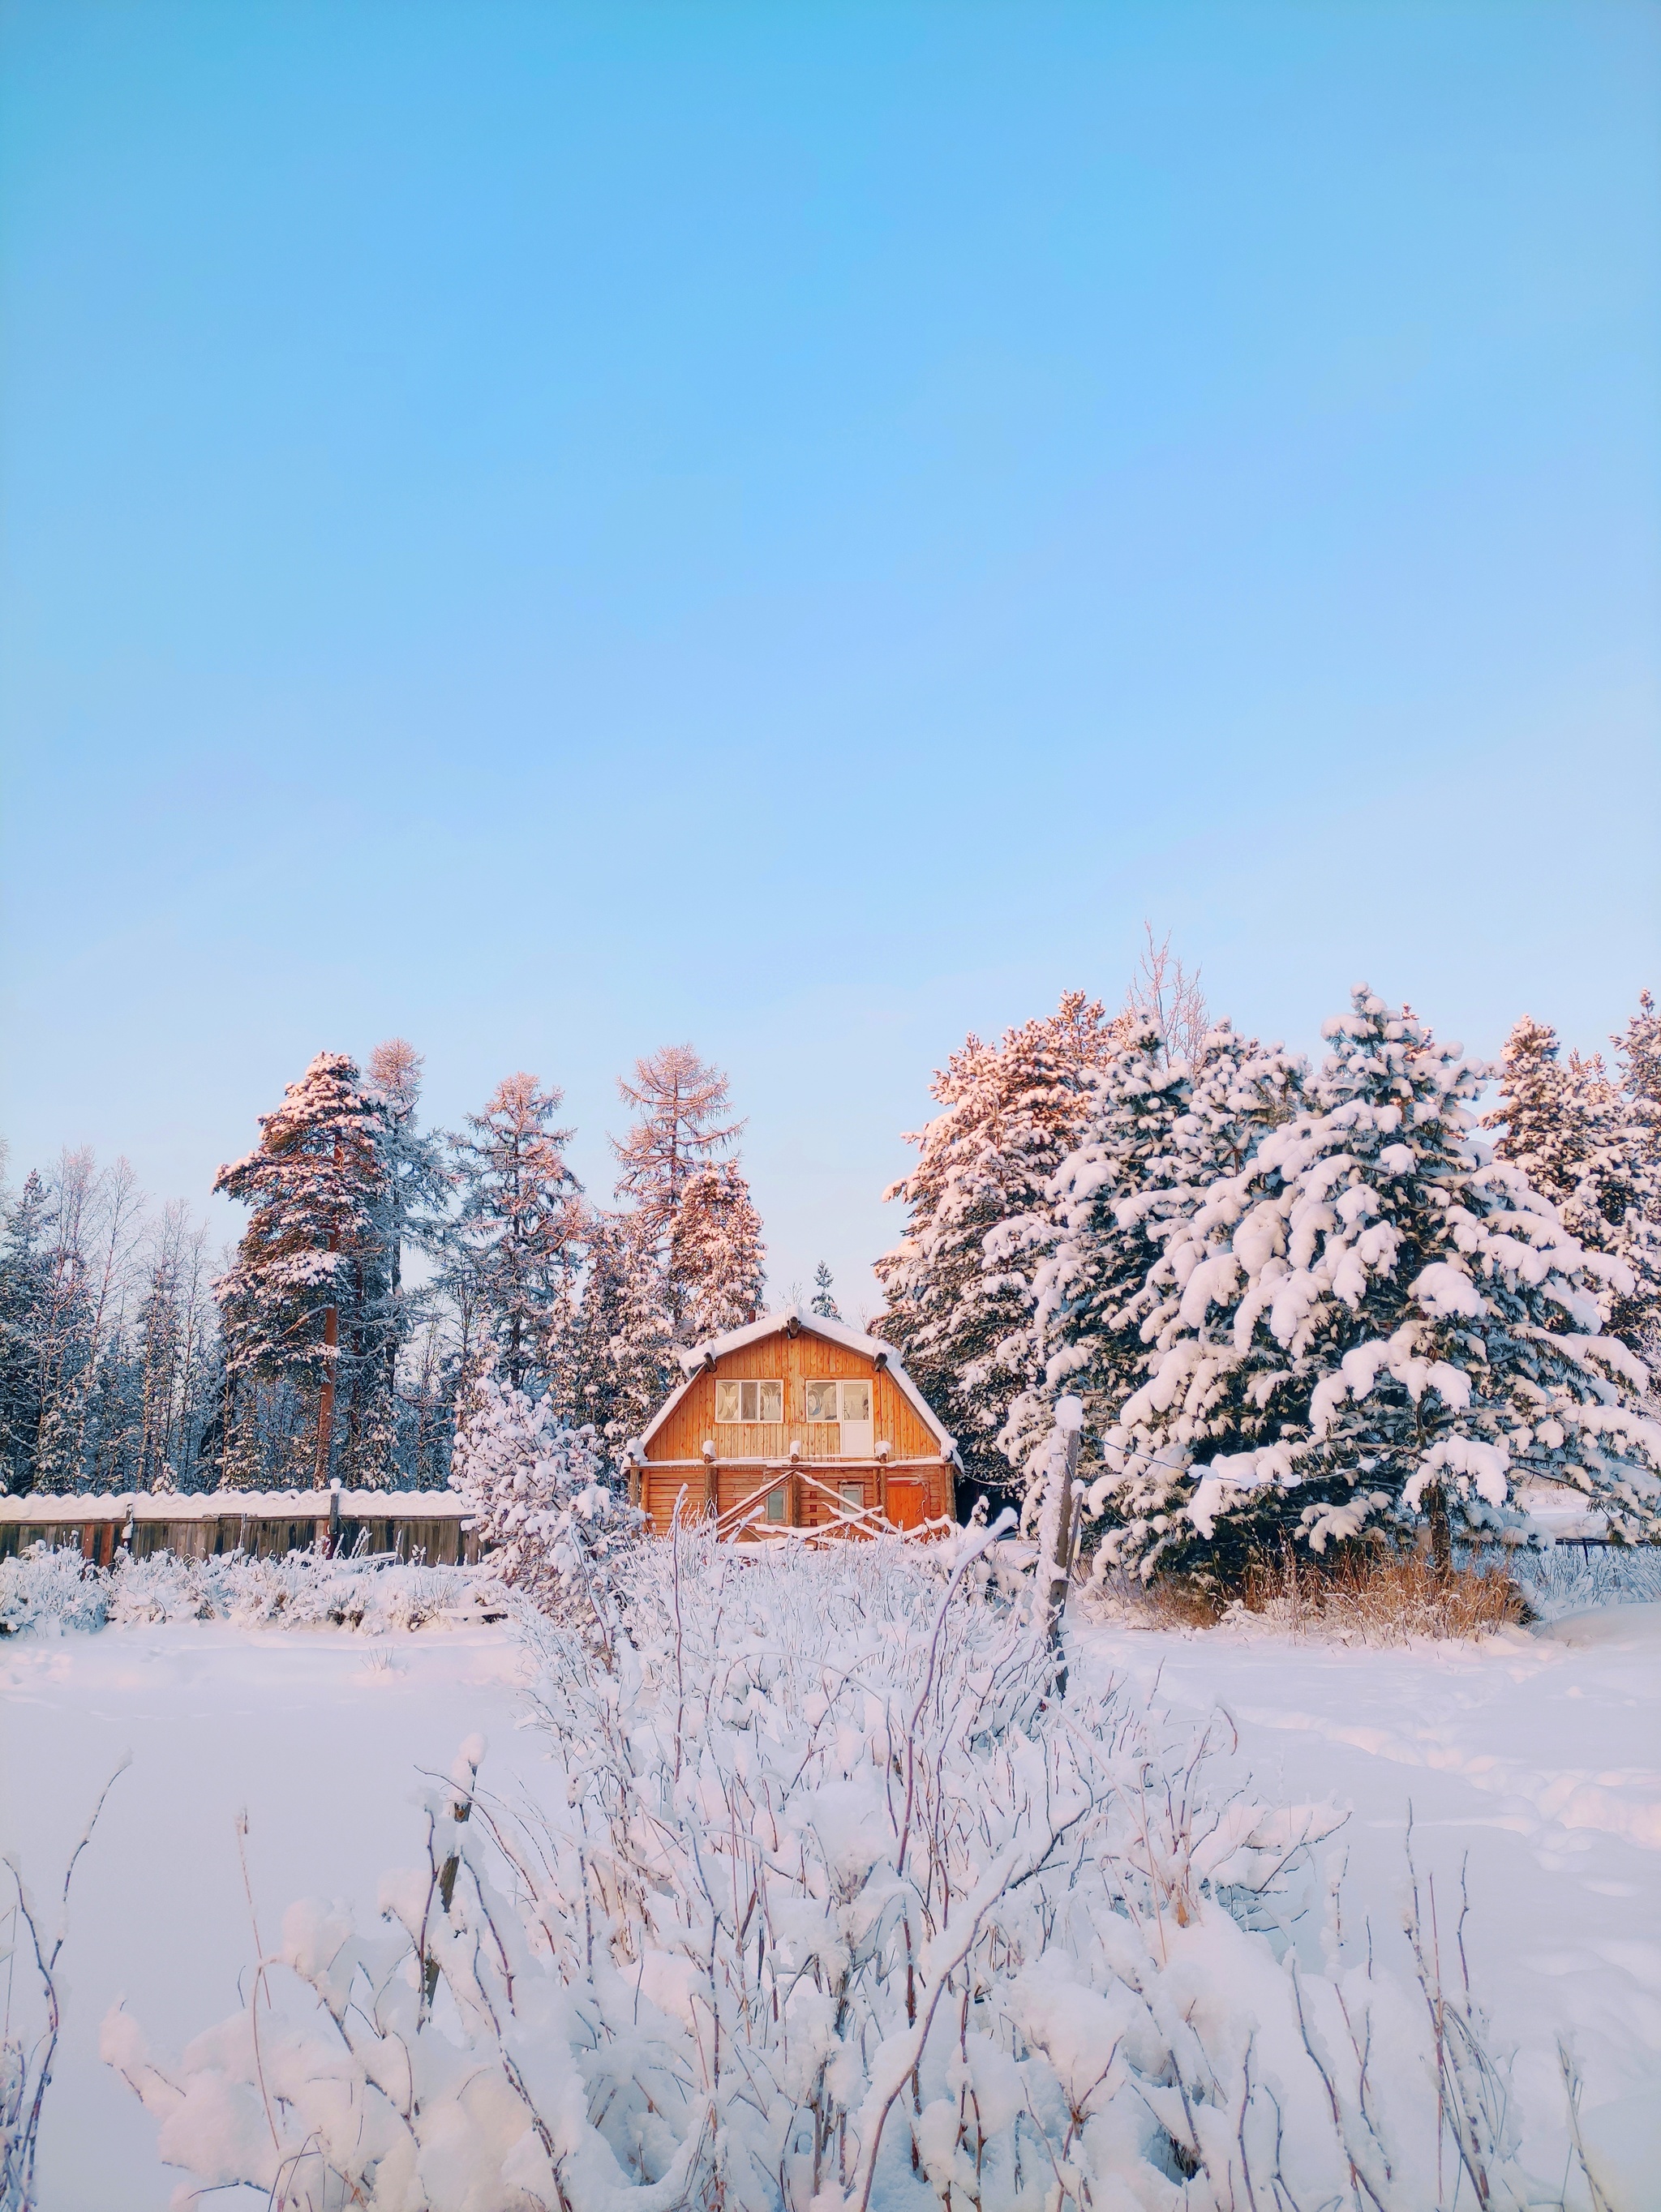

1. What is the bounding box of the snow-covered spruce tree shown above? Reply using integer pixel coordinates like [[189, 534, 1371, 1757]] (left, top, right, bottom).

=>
[[367, 1040, 452, 1479], [133, 1211, 207, 1494], [875, 991, 1117, 1498], [1006, 1020, 1308, 1518], [1609, 990, 1661, 1357], [1483, 1017, 1594, 1218], [215, 1053, 388, 1490], [809, 1260, 840, 1318], [1097, 988, 1661, 1580], [667, 1161, 765, 1341], [0, 1170, 51, 1493], [449, 1357, 641, 1622], [445, 1073, 586, 1395], [1482, 1013, 1659, 1361], [995, 1019, 1191, 1496], [545, 1211, 674, 1447]]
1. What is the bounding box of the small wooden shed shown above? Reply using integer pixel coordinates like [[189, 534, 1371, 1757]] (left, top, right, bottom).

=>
[[623, 1308, 959, 1539]]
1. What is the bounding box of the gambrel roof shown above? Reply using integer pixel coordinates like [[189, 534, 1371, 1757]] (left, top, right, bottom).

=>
[[626, 1306, 958, 1462]]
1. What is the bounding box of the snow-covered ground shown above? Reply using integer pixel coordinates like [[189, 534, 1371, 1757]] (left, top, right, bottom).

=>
[[1, 1615, 545, 2210], [1071, 1602, 1661, 2196], [2, 1569, 1659, 2209]]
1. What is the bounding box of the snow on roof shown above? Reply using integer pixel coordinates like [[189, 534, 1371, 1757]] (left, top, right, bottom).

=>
[[629, 1305, 958, 1462], [0, 1490, 469, 1522]]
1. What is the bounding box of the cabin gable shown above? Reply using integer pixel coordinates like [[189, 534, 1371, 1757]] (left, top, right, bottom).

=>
[[629, 1310, 955, 1537]]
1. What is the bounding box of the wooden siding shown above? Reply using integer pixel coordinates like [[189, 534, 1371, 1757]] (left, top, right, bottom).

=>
[[650, 1331, 939, 1464], [637, 1324, 953, 1536]]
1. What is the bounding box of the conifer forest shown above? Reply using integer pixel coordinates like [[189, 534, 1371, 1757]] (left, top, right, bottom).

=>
[[4, 958, 1658, 1576]]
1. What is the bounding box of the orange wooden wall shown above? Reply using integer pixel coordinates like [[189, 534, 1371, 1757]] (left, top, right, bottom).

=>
[[646, 1329, 940, 1464], [637, 1326, 953, 1534]]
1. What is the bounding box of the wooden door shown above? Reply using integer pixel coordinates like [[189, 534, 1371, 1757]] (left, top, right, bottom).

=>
[[886, 1480, 923, 1530]]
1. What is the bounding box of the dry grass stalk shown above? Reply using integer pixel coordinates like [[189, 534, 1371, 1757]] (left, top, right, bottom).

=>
[[1239, 1546, 1528, 1644], [1084, 1545, 1529, 1643]]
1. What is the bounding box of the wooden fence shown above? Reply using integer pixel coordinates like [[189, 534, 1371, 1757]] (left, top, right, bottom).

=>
[[0, 1492, 477, 1567]]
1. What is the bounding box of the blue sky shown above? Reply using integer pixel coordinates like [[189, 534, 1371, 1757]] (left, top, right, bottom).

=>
[[2, 1, 1657, 1311]]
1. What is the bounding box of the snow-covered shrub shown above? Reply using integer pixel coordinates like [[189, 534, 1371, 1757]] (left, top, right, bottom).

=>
[[0, 1545, 508, 1637], [0, 1546, 109, 1638], [107, 1529, 1546, 2211], [449, 1361, 642, 1627]]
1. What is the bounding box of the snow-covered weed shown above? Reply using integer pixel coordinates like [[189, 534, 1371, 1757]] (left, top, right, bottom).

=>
[[105, 1528, 1550, 2211], [0, 1544, 512, 1639]]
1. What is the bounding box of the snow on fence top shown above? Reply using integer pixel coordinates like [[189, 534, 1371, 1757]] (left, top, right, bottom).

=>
[[0, 1490, 469, 1523]]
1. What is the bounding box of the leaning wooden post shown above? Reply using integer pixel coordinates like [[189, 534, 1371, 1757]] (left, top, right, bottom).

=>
[[1041, 1395, 1084, 1695]]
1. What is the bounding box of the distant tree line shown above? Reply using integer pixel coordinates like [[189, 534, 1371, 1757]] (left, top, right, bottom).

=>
[[0, 1041, 766, 1494]]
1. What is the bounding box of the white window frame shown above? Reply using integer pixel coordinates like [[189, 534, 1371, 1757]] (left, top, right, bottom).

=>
[[805, 1379, 872, 1425], [714, 1378, 783, 1425]]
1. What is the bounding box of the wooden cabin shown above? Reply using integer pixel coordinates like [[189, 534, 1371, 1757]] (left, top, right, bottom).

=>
[[624, 1308, 959, 1539]]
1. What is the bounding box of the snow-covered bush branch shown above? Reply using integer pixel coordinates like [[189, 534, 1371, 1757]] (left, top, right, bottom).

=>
[[449, 1360, 643, 1631]]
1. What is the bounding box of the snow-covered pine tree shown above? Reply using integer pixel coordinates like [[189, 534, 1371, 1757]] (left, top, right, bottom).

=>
[[669, 1162, 766, 1341], [215, 1052, 387, 1490], [449, 1356, 641, 1623], [133, 1203, 217, 1494], [1096, 988, 1661, 1580], [875, 992, 1118, 1498], [446, 1073, 586, 1395], [809, 1262, 840, 1319]]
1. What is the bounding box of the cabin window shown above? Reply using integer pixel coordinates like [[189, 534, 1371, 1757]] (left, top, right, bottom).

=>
[[765, 1487, 787, 1522], [715, 1378, 783, 1424], [839, 1482, 864, 1507], [805, 1380, 871, 1424]]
